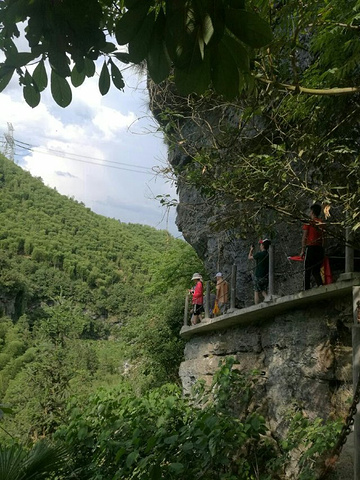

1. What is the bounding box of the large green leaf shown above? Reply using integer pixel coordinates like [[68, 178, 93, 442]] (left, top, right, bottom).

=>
[[174, 52, 211, 95], [1, 38, 18, 57], [48, 51, 71, 77], [225, 8, 272, 48], [99, 61, 110, 95], [128, 10, 155, 63], [210, 38, 240, 99], [26, 11, 44, 49], [199, 12, 214, 50], [115, 1, 150, 45], [4, 52, 35, 68], [71, 65, 86, 88], [0, 66, 15, 92], [113, 51, 131, 64], [109, 60, 125, 90], [23, 83, 40, 108], [165, 2, 202, 70], [0, 405, 13, 418], [147, 10, 171, 84], [212, 14, 227, 49], [222, 33, 250, 73], [50, 70, 72, 108], [32, 59, 47, 92], [101, 42, 116, 54], [83, 57, 96, 78]]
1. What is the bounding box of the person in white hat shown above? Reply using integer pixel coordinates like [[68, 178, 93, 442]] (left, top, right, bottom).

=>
[[190, 273, 204, 325], [215, 272, 229, 315]]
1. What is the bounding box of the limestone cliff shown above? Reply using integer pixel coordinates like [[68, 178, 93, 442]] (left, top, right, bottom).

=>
[[148, 80, 358, 478], [148, 81, 345, 306], [179, 281, 359, 479]]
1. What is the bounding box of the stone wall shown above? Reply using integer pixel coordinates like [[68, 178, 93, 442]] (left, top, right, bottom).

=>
[[179, 281, 360, 478]]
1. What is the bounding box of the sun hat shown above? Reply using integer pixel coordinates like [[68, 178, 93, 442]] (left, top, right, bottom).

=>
[[215, 272, 223, 277], [259, 238, 271, 244], [191, 273, 203, 280]]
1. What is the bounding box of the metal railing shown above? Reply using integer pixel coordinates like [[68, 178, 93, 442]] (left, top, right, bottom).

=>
[[182, 243, 360, 480], [184, 239, 358, 327]]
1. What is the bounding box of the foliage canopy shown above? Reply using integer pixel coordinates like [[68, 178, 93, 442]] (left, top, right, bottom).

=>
[[150, 0, 360, 242], [0, 154, 203, 440], [0, 0, 272, 107]]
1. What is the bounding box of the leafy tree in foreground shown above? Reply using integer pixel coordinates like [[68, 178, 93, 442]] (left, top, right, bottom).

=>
[[151, 0, 360, 241], [0, 0, 272, 107], [1, 0, 360, 107], [56, 358, 273, 479]]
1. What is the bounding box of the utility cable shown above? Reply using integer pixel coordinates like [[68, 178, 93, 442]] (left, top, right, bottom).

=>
[[14, 142, 155, 176], [14, 138, 151, 171]]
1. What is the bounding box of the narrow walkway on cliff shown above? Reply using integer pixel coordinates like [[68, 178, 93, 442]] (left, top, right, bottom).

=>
[[182, 238, 360, 337]]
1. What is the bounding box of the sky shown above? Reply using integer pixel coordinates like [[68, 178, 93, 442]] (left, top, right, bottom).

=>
[[0, 62, 180, 237]]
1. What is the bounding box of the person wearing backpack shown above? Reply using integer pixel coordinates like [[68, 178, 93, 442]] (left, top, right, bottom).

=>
[[248, 239, 271, 304]]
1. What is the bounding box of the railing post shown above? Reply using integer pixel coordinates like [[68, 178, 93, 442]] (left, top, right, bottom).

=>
[[184, 293, 189, 326], [230, 264, 237, 309], [346, 226, 354, 274], [268, 244, 275, 296], [205, 281, 210, 319], [353, 286, 360, 480]]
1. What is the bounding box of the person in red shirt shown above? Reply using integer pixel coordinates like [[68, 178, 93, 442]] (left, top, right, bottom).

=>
[[190, 273, 204, 325], [300, 204, 325, 290]]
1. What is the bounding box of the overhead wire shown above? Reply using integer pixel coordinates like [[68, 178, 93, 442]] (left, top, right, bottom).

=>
[[12, 137, 156, 176]]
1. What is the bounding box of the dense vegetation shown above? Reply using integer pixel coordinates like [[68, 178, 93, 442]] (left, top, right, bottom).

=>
[[1, 0, 357, 474], [0, 154, 203, 439], [152, 0, 360, 243], [0, 0, 271, 107], [0, 157, 345, 478]]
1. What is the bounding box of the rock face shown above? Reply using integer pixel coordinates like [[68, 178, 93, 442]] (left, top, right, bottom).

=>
[[0, 292, 22, 319], [174, 179, 306, 306], [148, 81, 356, 477], [148, 82, 344, 307], [180, 298, 353, 428], [179, 284, 357, 478]]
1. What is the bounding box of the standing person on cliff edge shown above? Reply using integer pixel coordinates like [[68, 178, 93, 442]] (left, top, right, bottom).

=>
[[215, 272, 229, 315], [248, 239, 271, 304], [300, 204, 325, 290], [190, 273, 204, 325]]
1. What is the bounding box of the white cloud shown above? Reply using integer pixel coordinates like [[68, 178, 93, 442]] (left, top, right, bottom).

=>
[[92, 107, 137, 140], [0, 71, 180, 236]]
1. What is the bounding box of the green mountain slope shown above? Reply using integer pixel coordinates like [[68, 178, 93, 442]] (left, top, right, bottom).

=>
[[0, 154, 203, 441], [0, 155, 200, 321]]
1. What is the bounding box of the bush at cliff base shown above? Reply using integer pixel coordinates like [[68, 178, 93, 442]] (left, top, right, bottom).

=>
[[55, 357, 342, 480]]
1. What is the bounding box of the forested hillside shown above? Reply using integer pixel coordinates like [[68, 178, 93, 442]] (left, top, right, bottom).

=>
[[0, 154, 203, 442]]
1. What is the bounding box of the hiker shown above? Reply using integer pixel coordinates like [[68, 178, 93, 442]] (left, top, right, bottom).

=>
[[190, 273, 204, 325], [215, 272, 229, 315], [300, 204, 325, 290], [248, 239, 271, 304]]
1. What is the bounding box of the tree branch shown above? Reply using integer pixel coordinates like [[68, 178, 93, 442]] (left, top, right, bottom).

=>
[[258, 77, 360, 95]]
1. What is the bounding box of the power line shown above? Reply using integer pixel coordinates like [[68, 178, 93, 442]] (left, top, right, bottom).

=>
[[14, 138, 151, 171], [13, 140, 155, 176]]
